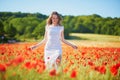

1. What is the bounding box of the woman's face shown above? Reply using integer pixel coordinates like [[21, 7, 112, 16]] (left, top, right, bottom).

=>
[[51, 14, 59, 25]]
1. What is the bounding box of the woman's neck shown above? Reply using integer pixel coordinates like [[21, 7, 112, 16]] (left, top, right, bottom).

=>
[[52, 24, 59, 26]]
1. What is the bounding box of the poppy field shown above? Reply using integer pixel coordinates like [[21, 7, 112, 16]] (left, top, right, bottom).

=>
[[0, 41, 120, 80]]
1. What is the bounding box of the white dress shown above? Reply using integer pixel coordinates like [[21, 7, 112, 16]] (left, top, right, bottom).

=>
[[44, 25, 64, 70]]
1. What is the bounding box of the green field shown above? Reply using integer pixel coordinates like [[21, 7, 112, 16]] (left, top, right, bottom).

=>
[[68, 33, 120, 48], [69, 33, 120, 42]]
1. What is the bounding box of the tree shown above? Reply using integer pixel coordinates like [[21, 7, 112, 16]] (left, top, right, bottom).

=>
[[32, 21, 46, 39], [0, 19, 4, 35], [4, 23, 16, 37]]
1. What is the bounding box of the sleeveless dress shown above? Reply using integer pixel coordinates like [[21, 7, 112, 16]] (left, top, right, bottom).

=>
[[44, 25, 64, 70]]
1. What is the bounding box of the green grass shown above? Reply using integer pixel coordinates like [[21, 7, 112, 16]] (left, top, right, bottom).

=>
[[69, 33, 120, 42], [19, 33, 120, 42]]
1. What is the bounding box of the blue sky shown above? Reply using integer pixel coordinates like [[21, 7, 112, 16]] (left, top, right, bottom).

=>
[[0, 0, 120, 18]]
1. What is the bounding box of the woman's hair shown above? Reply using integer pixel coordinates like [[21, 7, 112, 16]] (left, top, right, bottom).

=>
[[47, 11, 62, 26]]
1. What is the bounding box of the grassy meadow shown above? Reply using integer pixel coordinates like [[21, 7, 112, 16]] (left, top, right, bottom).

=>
[[69, 33, 120, 48]]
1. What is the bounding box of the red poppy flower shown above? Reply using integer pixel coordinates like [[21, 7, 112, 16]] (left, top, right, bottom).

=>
[[27, 47, 31, 51], [110, 63, 120, 76], [63, 68, 68, 73], [88, 61, 94, 66], [0, 63, 6, 72], [25, 62, 33, 69], [70, 70, 77, 78], [37, 64, 46, 74], [110, 66, 118, 76], [98, 66, 106, 74], [49, 69, 56, 76], [12, 56, 24, 65]]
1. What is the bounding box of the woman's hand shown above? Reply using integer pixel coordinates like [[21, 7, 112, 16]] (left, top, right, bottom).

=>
[[72, 45, 78, 49], [29, 45, 37, 50]]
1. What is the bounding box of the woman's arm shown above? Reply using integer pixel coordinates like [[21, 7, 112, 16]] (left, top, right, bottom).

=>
[[60, 30, 77, 49], [30, 31, 47, 50]]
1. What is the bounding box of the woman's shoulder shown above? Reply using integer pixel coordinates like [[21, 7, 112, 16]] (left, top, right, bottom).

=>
[[58, 26, 64, 30], [59, 25, 64, 31]]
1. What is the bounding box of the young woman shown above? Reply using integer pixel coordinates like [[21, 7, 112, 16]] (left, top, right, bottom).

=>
[[30, 11, 77, 70]]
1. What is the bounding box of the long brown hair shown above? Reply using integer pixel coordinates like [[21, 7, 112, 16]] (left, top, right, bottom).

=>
[[47, 11, 62, 26]]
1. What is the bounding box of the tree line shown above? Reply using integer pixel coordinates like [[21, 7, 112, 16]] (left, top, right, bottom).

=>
[[0, 12, 120, 42]]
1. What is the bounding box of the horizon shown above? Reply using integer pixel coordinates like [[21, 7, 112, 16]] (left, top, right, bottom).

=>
[[1, 11, 119, 18], [0, 0, 120, 18]]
